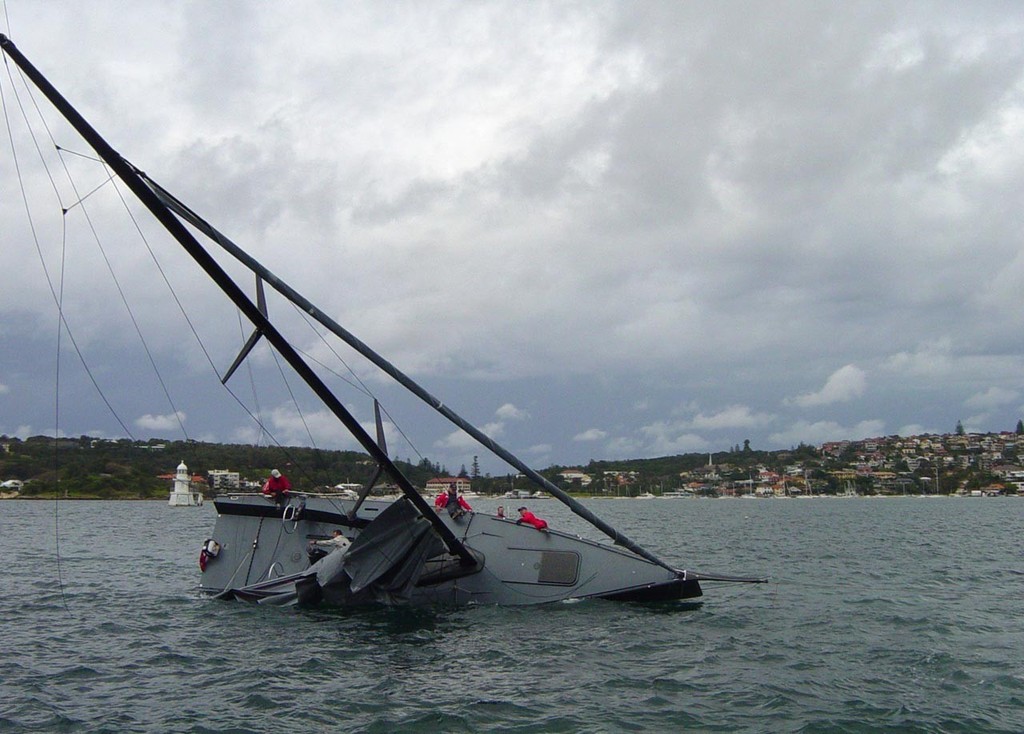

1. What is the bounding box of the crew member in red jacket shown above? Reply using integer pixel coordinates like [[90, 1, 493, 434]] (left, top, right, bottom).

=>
[[262, 468, 291, 505], [444, 484, 472, 519], [515, 506, 548, 531]]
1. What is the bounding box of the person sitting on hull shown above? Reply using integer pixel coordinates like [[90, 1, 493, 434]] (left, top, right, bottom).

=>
[[307, 529, 351, 563], [262, 468, 291, 506], [313, 529, 351, 552], [445, 484, 472, 520]]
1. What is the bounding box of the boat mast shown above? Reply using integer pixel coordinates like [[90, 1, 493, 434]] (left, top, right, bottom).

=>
[[0, 33, 475, 567], [2, 33, 678, 575], [141, 173, 681, 575]]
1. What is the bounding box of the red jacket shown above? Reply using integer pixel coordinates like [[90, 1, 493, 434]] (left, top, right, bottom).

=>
[[516, 510, 548, 530], [263, 474, 291, 496], [443, 491, 472, 512]]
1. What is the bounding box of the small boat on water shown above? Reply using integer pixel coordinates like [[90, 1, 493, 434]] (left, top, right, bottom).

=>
[[1, 34, 765, 607]]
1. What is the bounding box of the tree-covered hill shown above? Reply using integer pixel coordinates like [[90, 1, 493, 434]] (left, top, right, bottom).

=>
[[0, 435, 440, 499], [2, 428, 1019, 499]]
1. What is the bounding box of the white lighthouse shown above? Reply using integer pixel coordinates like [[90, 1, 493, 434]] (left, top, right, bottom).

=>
[[168, 460, 203, 507]]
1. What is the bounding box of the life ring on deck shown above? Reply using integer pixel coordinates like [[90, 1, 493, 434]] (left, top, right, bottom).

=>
[[199, 539, 221, 572], [282, 498, 305, 522]]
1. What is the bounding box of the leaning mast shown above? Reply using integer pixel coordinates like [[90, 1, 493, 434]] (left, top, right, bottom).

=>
[[0, 32, 475, 567]]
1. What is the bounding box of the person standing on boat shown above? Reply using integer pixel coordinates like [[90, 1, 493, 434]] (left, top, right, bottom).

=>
[[262, 468, 291, 505], [445, 484, 472, 519], [516, 506, 548, 531]]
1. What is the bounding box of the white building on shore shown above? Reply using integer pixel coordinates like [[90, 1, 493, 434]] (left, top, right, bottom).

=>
[[168, 460, 204, 507]]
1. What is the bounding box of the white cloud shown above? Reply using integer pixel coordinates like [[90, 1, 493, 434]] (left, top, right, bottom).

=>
[[574, 428, 608, 442], [689, 405, 775, 430], [135, 411, 186, 432], [964, 386, 1019, 411], [436, 421, 505, 452], [965, 414, 990, 432], [0, 383, 9, 395], [769, 419, 886, 447], [637, 423, 710, 455], [604, 435, 645, 458], [495, 403, 528, 420], [897, 424, 941, 437], [883, 339, 954, 378], [790, 366, 867, 408]]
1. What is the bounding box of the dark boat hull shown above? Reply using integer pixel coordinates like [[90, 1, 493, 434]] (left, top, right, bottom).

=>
[[200, 495, 703, 607]]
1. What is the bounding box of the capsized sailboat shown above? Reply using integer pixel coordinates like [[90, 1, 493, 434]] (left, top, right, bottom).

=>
[[1, 34, 766, 606]]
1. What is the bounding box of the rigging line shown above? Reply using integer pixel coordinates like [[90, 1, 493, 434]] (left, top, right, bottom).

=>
[[375, 402, 427, 464], [110, 182, 305, 465], [51, 203, 72, 616], [276, 308, 434, 468], [106, 184, 309, 467], [227, 317, 324, 493], [61, 170, 116, 213], [236, 309, 268, 448], [267, 346, 318, 451], [2, 55, 136, 438], [107, 175, 326, 472], [293, 343, 373, 398], [53, 143, 103, 161], [0, 16, 72, 615], [108, 175, 250, 434], [226, 310, 317, 487], [13, 57, 120, 217], [291, 307, 427, 462], [54, 153, 190, 439], [6, 55, 185, 441], [8, 54, 188, 440], [2, 47, 64, 206], [292, 303, 375, 399], [3, 76, 119, 618]]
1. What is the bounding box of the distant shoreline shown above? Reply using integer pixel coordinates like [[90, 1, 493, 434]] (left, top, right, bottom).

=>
[[2, 492, 1015, 501]]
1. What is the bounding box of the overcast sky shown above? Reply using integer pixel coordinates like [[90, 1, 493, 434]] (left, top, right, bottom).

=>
[[3, 2, 1024, 477]]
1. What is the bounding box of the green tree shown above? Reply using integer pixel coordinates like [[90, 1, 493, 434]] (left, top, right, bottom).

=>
[[956, 420, 965, 436]]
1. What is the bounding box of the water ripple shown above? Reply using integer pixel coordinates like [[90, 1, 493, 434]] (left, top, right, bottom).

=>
[[3, 498, 1024, 732]]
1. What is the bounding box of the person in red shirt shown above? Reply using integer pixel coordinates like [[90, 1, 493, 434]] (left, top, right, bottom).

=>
[[444, 484, 472, 519], [262, 468, 291, 505], [515, 506, 548, 531]]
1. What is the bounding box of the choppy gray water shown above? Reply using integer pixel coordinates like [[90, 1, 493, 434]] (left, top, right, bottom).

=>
[[1, 497, 1022, 733]]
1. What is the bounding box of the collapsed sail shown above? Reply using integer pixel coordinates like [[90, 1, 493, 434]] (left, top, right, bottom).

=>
[[218, 498, 452, 607]]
